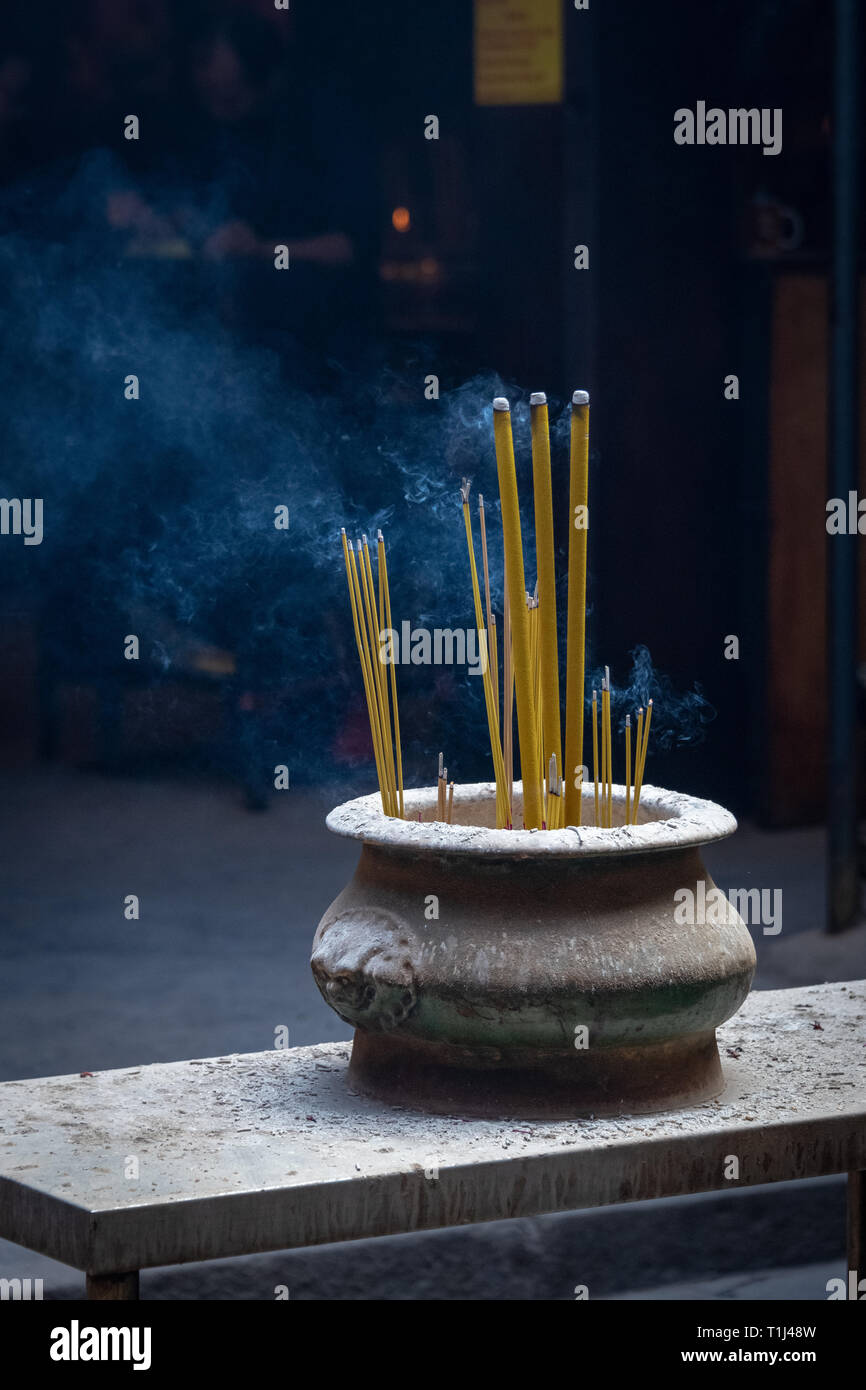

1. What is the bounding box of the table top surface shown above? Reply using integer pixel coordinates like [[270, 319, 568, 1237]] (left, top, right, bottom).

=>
[[1, 981, 864, 1274]]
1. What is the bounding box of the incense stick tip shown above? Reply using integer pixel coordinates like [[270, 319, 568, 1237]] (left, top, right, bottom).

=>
[[492, 396, 510, 412], [572, 389, 590, 406], [529, 391, 547, 406], [459, 477, 471, 505]]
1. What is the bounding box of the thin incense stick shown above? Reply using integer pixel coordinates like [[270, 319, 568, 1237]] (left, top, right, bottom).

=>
[[447, 780, 454, 823], [530, 392, 562, 803], [528, 595, 544, 790], [492, 398, 543, 829], [350, 538, 392, 813], [461, 479, 509, 827], [625, 713, 632, 825], [502, 563, 514, 823], [478, 495, 499, 726], [564, 389, 590, 823], [343, 532, 390, 814], [342, 530, 386, 810], [360, 536, 397, 815], [633, 708, 644, 823], [489, 613, 499, 729], [633, 698, 653, 822], [377, 530, 404, 818], [573, 767, 583, 827], [604, 666, 612, 827], [592, 688, 600, 826]]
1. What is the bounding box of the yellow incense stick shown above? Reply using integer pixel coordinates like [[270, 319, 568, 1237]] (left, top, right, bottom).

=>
[[591, 688, 600, 826], [530, 392, 562, 800], [603, 678, 608, 817], [564, 389, 590, 823], [489, 613, 500, 730], [529, 596, 544, 786], [547, 752, 557, 829], [605, 670, 613, 827], [447, 781, 454, 824], [631, 711, 644, 817], [633, 698, 653, 821], [343, 533, 390, 814], [342, 531, 386, 808], [361, 536, 397, 815], [377, 531, 404, 818], [478, 495, 499, 727], [492, 398, 543, 829], [625, 714, 632, 825], [349, 539, 391, 812], [461, 479, 509, 827], [502, 568, 514, 823]]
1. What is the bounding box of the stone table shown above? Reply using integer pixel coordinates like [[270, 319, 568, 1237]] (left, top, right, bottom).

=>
[[1, 980, 864, 1299]]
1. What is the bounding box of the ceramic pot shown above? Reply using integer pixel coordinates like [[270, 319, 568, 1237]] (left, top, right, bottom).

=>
[[311, 782, 756, 1118]]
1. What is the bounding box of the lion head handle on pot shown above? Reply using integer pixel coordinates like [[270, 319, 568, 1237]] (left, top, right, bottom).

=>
[[311, 908, 420, 1031]]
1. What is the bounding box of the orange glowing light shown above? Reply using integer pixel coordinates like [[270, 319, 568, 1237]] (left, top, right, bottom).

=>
[[391, 206, 411, 233]]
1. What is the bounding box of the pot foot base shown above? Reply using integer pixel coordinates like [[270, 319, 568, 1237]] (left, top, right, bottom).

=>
[[349, 1029, 725, 1119]]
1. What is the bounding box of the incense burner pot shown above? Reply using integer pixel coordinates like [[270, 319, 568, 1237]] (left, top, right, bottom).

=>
[[311, 783, 756, 1119]]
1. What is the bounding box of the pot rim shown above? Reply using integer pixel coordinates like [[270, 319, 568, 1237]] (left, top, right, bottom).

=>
[[325, 781, 737, 859]]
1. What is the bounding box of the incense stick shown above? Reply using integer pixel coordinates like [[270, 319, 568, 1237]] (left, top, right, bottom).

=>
[[478, 495, 499, 727], [378, 530, 404, 818], [632, 698, 653, 822], [461, 479, 509, 827], [625, 713, 632, 825], [564, 389, 590, 823], [492, 398, 543, 829], [592, 688, 600, 827], [342, 531, 391, 814], [530, 392, 562, 808], [502, 561, 514, 824], [360, 536, 397, 815]]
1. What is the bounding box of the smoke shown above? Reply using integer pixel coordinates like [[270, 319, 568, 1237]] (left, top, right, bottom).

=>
[[589, 645, 716, 756], [0, 152, 712, 792]]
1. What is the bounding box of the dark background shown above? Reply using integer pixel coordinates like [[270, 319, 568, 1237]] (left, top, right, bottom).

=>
[[0, 0, 859, 814], [0, 0, 863, 1301]]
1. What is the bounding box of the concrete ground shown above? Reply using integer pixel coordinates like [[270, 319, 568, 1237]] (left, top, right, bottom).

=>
[[0, 767, 863, 1299]]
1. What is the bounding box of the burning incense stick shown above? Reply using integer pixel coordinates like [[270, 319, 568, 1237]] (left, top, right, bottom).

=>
[[632, 698, 653, 822], [342, 531, 390, 815], [492, 398, 543, 829], [564, 389, 590, 824], [460, 478, 509, 827], [360, 536, 398, 815], [377, 530, 404, 818], [592, 688, 600, 826], [339, 390, 659, 836], [502, 564, 514, 822], [478, 495, 499, 727], [603, 669, 617, 822], [530, 392, 562, 798], [625, 713, 632, 824]]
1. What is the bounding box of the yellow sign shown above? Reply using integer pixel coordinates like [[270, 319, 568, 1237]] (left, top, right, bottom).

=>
[[474, 0, 564, 107]]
